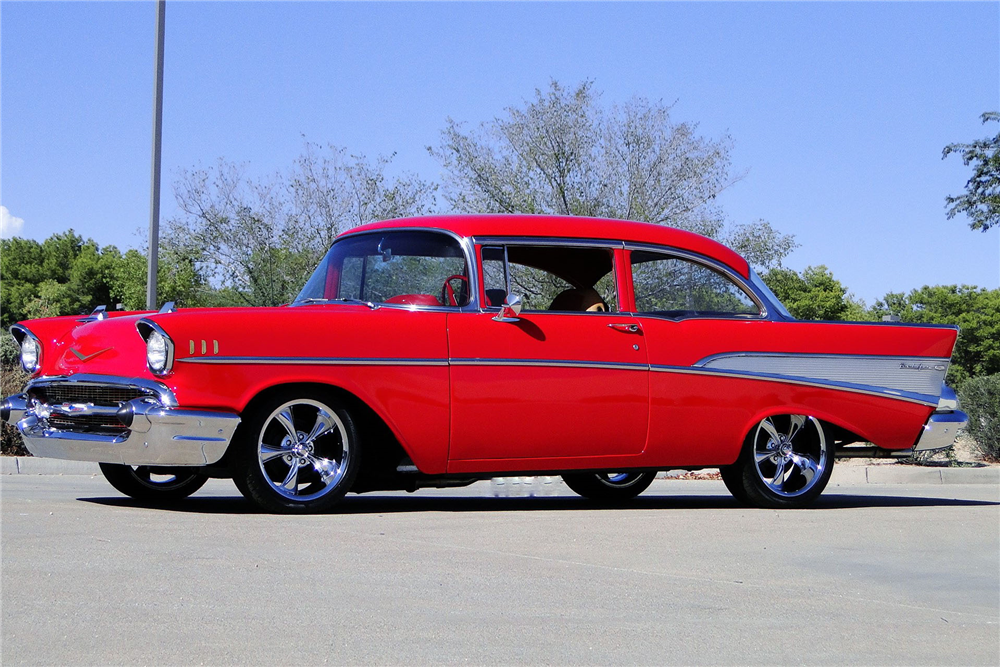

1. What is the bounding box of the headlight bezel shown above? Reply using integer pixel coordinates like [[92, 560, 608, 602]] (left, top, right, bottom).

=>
[[136, 319, 175, 376], [10, 325, 42, 375]]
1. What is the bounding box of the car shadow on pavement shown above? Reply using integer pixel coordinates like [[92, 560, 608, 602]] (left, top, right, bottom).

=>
[[78, 492, 1000, 515]]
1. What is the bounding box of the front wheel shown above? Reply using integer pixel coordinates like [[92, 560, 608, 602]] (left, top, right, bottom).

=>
[[562, 471, 656, 502], [99, 463, 208, 502], [232, 390, 360, 513], [721, 414, 834, 509]]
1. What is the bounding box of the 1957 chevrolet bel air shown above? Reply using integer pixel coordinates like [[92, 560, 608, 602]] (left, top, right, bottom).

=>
[[1, 215, 968, 512]]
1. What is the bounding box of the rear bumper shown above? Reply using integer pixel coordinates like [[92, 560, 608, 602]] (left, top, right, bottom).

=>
[[913, 410, 968, 453], [2, 391, 240, 467]]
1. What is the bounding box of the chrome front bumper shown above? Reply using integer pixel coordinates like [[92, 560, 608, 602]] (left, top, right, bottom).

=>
[[2, 383, 240, 466], [913, 410, 968, 452]]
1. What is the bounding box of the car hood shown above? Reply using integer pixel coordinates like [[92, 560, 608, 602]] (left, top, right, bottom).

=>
[[43, 313, 152, 378]]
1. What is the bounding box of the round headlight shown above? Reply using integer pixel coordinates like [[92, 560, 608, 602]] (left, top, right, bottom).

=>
[[147, 330, 168, 373], [21, 335, 40, 373]]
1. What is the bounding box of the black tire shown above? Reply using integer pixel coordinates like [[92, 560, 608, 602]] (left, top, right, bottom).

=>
[[231, 389, 361, 513], [562, 471, 656, 501], [99, 463, 208, 502], [724, 414, 835, 509], [719, 464, 751, 505]]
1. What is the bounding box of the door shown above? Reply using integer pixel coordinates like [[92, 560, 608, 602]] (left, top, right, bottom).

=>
[[447, 242, 649, 469]]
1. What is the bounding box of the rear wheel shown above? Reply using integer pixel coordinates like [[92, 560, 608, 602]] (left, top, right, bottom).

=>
[[99, 463, 208, 502], [722, 414, 833, 509], [232, 390, 360, 513], [562, 471, 656, 501]]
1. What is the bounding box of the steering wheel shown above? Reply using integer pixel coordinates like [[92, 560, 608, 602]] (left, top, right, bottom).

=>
[[440, 275, 470, 306]]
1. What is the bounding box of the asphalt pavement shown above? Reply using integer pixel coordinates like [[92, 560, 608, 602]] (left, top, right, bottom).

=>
[[2, 475, 998, 666]]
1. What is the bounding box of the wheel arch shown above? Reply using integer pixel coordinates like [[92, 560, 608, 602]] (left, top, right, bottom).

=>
[[220, 381, 410, 482], [730, 405, 868, 465]]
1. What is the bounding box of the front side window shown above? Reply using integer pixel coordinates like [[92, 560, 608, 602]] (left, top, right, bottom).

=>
[[631, 250, 760, 318], [296, 231, 470, 307], [480, 244, 618, 313]]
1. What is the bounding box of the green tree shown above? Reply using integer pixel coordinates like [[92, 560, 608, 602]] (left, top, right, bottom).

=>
[[943, 111, 999, 232], [168, 143, 436, 307], [870, 285, 1000, 386], [762, 265, 850, 321], [431, 80, 795, 270], [1, 231, 118, 327]]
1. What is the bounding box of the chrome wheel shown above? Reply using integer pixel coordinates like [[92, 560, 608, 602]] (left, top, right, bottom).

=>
[[563, 470, 656, 501], [257, 399, 352, 502], [599, 472, 644, 487], [752, 415, 827, 498]]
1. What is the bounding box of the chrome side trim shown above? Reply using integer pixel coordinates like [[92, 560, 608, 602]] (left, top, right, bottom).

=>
[[650, 364, 939, 406], [695, 352, 949, 399], [177, 356, 450, 366], [450, 358, 647, 371], [472, 236, 626, 249], [177, 356, 648, 371]]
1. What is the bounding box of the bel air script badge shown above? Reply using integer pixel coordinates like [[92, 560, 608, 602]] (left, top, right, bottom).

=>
[[899, 362, 946, 372]]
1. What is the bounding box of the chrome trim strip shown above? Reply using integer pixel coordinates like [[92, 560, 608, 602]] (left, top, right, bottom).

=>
[[176, 355, 647, 371], [472, 236, 626, 249], [450, 358, 647, 372], [649, 364, 939, 406], [177, 356, 450, 366]]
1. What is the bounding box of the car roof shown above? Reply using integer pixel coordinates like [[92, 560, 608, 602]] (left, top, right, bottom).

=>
[[344, 214, 750, 278]]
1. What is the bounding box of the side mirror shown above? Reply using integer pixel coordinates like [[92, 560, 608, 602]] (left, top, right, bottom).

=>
[[492, 294, 523, 322]]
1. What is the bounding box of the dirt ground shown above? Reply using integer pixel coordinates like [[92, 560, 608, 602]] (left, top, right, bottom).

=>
[[838, 434, 996, 468]]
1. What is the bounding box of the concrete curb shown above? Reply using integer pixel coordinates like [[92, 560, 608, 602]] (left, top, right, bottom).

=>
[[2, 457, 99, 476], [2, 456, 998, 485]]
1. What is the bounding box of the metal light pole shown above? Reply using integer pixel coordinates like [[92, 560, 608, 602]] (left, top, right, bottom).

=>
[[146, 0, 165, 310]]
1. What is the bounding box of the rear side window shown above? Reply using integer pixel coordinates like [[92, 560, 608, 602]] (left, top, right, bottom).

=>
[[631, 251, 760, 318]]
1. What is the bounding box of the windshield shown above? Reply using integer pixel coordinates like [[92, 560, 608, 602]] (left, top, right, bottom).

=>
[[749, 268, 793, 319], [295, 230, 470, 307]]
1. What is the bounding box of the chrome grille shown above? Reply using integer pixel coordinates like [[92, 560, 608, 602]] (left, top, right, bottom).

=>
[[32, 384, 154, 407], [28, 382, 160, 436], [48, 414, 127, 433]]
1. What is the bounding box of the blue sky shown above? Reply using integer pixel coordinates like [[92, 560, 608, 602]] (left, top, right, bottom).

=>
[[2, 1, 998, 304]]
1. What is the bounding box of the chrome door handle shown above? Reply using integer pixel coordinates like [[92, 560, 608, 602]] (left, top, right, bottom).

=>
[[607, 323, 640, 333]]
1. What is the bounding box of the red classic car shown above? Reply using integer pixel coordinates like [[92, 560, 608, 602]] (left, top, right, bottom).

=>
[[2, 215, 968, 512]]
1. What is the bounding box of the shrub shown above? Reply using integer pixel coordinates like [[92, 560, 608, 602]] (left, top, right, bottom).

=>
[[1, 359, 29, 456], [959, 374, 1000, 462]]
